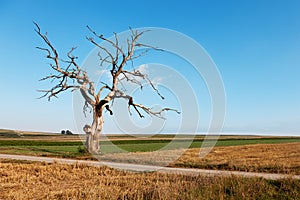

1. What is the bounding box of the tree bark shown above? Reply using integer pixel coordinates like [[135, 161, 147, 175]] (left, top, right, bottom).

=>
[[84, 112, 103, 154]]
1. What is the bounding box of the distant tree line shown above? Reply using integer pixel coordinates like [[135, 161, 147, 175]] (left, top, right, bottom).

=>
[[61, 130, 73, 135]]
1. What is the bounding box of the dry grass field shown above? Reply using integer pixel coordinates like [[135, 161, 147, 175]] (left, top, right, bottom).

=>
[[100, 142, 300, 174], [0, 160, 299, 200], [174, 142, 300, 174]]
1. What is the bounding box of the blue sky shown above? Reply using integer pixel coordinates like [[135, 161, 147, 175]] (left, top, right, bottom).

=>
[[0, 0, 299, 135]]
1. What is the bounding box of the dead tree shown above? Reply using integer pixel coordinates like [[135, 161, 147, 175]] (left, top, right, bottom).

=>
[[35, 23, 180, 153]]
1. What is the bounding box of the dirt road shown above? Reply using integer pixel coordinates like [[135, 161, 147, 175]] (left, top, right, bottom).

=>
[[0, 153, 299, 180]]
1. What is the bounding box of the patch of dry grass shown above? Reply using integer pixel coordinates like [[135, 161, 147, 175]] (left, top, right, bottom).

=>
[[173, 142, 300, 174], [100, 143, 300, 174], [0, 160, 299, 199]]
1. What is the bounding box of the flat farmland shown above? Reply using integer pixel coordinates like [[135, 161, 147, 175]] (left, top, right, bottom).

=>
[[0, 129, 300, 199], [0, 129, 299, 174]]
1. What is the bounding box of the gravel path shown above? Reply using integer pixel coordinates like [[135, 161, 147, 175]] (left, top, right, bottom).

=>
[[0, 153, 299, 180]]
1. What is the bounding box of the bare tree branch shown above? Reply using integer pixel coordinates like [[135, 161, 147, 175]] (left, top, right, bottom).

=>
[[121, 70, 165, 99], [86, 26, 153, 93], [133, 103, 181, 120], [83, 100, 93, 117], [86, 36, 115, 65], [36, 22, 180, 153], [113, 92, 180, 119], [87, 25, 126, 59], [34, 22, 95, 104]]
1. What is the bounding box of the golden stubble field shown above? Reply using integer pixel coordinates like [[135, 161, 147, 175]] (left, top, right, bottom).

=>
[[0, 160, 299, 200], [100, 142, 300, 174], [175, 142, 300, 174]]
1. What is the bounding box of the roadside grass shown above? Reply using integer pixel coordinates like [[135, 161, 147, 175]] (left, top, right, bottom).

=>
[[0, 161, 299, 200], [0, 158, 37, 164]]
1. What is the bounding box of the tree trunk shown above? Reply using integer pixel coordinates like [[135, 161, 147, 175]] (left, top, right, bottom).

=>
[[84, 112, 103, 154]]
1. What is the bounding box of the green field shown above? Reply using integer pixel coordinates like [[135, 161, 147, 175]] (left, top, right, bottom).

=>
[[0, 132, 300, 157]]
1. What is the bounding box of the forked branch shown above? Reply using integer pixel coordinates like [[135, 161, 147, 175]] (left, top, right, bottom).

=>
[[36, 22, 180, 121], [114, 92, 180, 119], [34, 22, 96, 105]]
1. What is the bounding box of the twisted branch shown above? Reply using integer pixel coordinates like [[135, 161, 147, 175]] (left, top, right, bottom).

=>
[[34, 22, 96, 104], [36, 22, 180, 122]]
